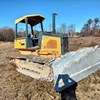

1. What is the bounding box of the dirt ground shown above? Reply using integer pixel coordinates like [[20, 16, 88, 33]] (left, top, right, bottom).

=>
[[0, 36, 100, 100]]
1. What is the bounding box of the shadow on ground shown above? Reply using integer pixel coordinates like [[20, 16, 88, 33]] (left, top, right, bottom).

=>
[[60, 83, 77, 100]]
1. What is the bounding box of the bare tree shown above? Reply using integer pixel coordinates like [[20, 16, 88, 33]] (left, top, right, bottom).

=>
[[94, 17, 99, 26], [56, 27, 61, 34], [81, 23, 89, 36], [93, 17, 100, 35], [87, 19, 92, 35], [68, 24, 75, 37], [48, 24, 52, 31], [60, 23, 67, 34]]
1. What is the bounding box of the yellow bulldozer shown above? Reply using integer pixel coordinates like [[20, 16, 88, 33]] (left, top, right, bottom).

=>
[[14, 13, 68, 58], [14, 13, 68, 82], [13, 13, 100, 93]]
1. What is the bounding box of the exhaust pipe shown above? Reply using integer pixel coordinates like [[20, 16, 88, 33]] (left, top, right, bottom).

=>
[[52, 13, 57, 34]]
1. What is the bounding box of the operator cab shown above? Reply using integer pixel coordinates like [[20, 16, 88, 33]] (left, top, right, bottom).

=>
[[14, 14, 45, 50], [14, 14, 68, 58]]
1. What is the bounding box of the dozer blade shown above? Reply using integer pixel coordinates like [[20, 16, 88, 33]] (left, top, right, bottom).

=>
[[52, 46, 100, 92], [13, 59, 53, 82]]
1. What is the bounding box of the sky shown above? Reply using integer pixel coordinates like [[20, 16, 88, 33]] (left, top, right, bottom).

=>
[[0, 0, 100, 32]]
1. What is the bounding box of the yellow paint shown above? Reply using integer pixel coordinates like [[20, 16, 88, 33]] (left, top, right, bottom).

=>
[[14, 38, 26, 49], [19, 50, 32, 55], [14, 35, 62, 58], [15, 14, 45, 24], [38, 51, 48, 55], [19, 49, 38, 56], [40, 35, 61, 58], [19, 50, 59, 58], [40, 54, 58, 58]]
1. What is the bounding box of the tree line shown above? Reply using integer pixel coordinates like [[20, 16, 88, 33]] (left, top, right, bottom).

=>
[[0, 27, 14, 42], [55, 17, 100, 36], [56, 24, 75, 37], [81, 17, 100, 36], [0, 17, 100, 42], [47, 23, 76, 37]]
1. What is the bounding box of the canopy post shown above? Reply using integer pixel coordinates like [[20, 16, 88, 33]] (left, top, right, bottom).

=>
[[31, 26, 34, 35], [15, 24, 17, 39], [41, 22, 44, 33], [25, 18, 28, 48]]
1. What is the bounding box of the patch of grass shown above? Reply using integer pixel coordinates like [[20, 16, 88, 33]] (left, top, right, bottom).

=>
[[94, 93, 97, 96], [90, 88, 95, 91], [97, 89, 100, 91], [93, 79, 98, 84], [91, 96, 94, 100], [97, 80, 100, 83], [83, 86, 89, 92]]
